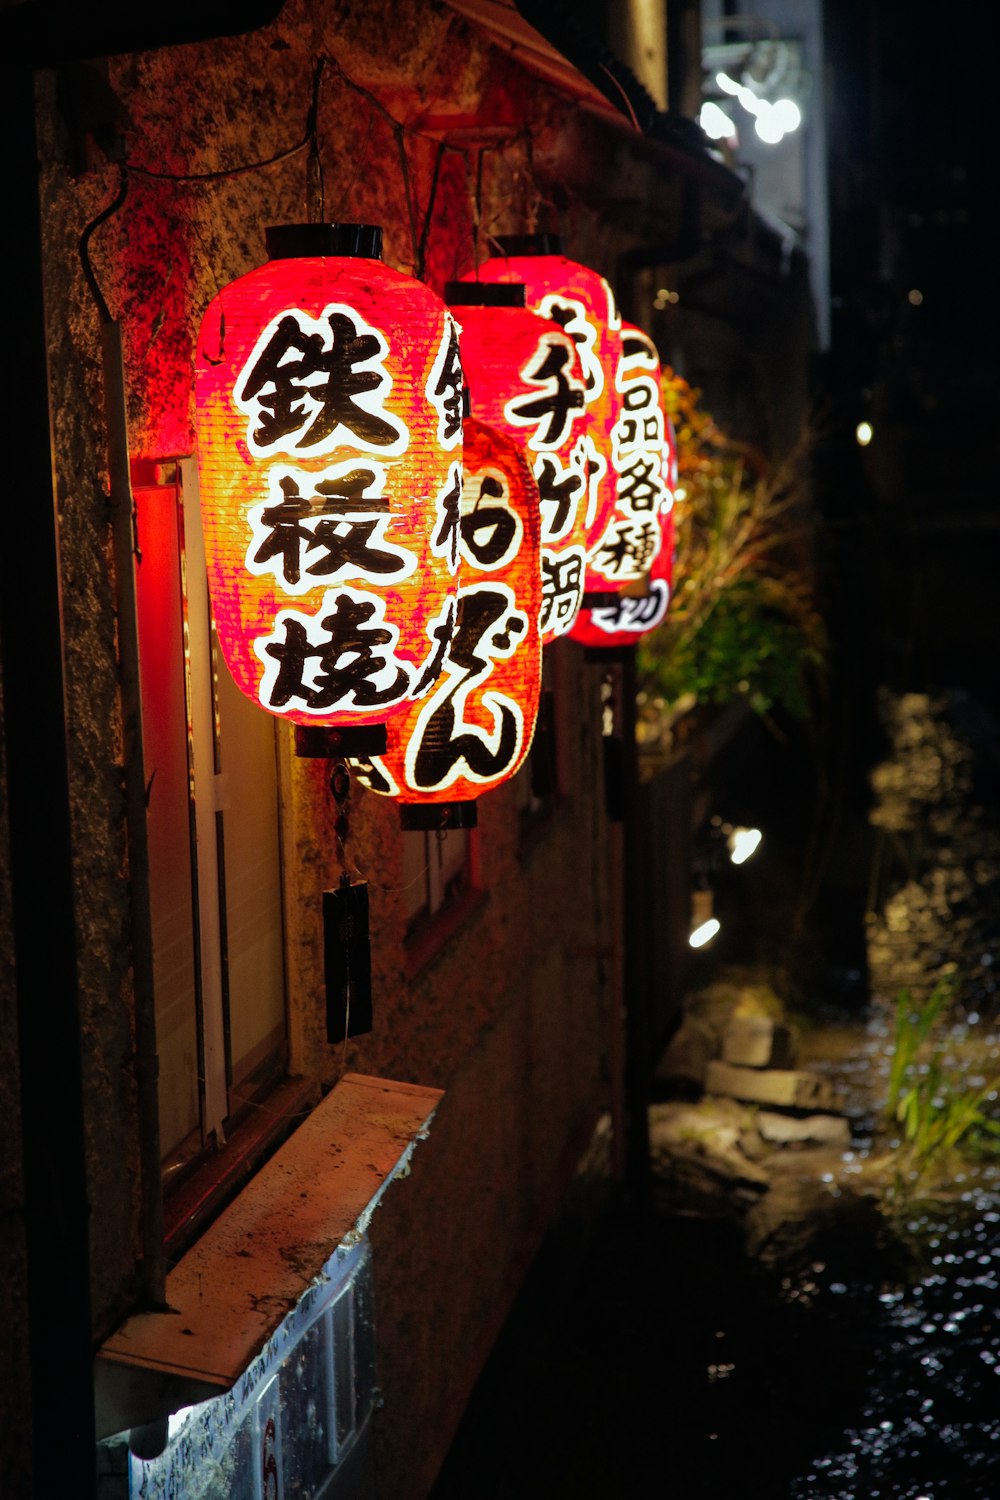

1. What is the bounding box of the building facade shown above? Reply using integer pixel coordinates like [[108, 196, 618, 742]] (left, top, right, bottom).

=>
[[1, 2, 819, 1496]]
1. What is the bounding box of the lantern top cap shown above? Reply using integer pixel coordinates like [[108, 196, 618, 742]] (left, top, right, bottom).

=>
[[444, 281, 526, 307], [492, 232, 564, 257], [265, 223, 383, 260]]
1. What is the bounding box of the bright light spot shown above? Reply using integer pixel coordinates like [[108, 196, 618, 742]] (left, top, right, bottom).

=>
[[700, 101, 737, 140], [771, 98, 802, 133], [690, 917, 721, 948], [856, 421, 874, 447], [908, 288, 924, 305], [728, 826, 762, 864], [168, 1405, 198, 1440], [754, 105, 785, 144]]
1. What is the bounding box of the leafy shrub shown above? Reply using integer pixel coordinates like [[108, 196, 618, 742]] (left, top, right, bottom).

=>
[[638, 371, 826, 729]]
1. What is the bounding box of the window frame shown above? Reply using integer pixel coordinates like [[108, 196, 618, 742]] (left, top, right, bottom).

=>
[[133, 457, 301, 1255]]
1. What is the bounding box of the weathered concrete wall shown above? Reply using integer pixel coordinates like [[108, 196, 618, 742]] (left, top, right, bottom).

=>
[[0, 689, 33, 1500], [24, 0, 683, 1490]]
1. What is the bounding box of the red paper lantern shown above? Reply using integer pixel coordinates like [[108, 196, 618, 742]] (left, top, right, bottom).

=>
[[194, 224, 463, 744], [445, 283, 592, 644], [466, 234, 622, 607], [571, 323, 674, 616], [567, 506, 675, 650], [570, 329, 678, 650], [352, 416, 542, 826]]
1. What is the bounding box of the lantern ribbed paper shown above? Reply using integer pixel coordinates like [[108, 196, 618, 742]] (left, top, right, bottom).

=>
[[570, 328, 678, 649], [572, 323, 673, 607], [466, 235, 622, 605], [568, 506, 675, 649], [352, 416, 542, 822], [445, 284, 591, 644], [194, 223, 463, 729]]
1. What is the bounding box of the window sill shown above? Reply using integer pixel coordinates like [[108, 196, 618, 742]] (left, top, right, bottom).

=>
[[163, 1075, 317, 1266], [96, 1072, 443, 1441]]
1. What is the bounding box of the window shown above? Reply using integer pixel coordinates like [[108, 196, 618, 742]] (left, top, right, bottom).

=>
[[399, 820, 482, 974], [133, 459, 289, 1206], [401, 826, 470, 926]]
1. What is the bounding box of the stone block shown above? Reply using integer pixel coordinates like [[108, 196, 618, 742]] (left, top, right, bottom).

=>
[[756, 1111, 851, 1147], [705, 1060, 835, 1111], [722, 1014, 796, 1069]]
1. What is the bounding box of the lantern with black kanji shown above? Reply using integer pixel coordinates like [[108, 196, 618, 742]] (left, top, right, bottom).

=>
[[351, 415, 542, 827], [445, 282, 591, 643], [194, 223, 463, 753], [568, 503, 676, 650], [570, 323, 677, 647], [467, 234, 622, 606]]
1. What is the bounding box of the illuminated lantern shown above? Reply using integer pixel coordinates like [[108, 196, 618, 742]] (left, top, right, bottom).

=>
[[570, 332, 678, 650], [466, 234, 622, 606], [444, 282, 591, 644], [570, 324, 675, 643], [194, 223, 463, 752], [567, 503, 675, 650], [352, 415, 542, 827]]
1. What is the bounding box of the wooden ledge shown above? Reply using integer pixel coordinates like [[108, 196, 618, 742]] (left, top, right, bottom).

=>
[[96, 1073, 443, 1440]]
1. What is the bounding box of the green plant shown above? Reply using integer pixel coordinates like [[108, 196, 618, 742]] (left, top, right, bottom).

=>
[[637, 371, 826, 729], [884, 976, 1000, 1185]]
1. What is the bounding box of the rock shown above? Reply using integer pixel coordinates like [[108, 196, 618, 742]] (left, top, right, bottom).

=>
[[705, 1060, 836, 1111], [650, 1101, 770, 1215], [722, 1014, 796, 1069], [756, 1111, 851, 1147], [655, 1016, 718, 1090]]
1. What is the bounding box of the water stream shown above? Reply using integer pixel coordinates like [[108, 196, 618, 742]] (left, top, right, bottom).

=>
[[432, 688, 1000, 1498]]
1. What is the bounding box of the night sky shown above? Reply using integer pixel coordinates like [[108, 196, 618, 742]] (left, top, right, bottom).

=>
[[819, 0, 995, 704]]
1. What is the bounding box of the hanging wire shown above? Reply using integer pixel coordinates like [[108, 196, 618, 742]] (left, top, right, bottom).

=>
[[471, 145, 486, 268], [115, 45, 533, 293], [305, 55, 327, 221], [127, 133, 311, 183], [393, 122, 421, 274], [79, 165, 129, 322], [416, 138, 447, 281]]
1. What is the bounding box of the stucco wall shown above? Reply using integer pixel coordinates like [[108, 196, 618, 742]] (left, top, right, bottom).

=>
[[25, 1, 671, 1491]]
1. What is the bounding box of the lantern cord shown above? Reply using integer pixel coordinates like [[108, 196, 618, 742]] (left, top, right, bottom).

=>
[[124, 54, 325, 186], [126, 134, 312, 184], [79, 166, 129, 325], [415, 138, 447, 282], [472, 147, 485, 268], [124, 53, 324, 186], [330, 759, 352, 872], [306, 56, 327, 221], [393, 123, 421, 277]]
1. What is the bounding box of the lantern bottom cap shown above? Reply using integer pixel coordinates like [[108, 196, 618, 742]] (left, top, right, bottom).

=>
[[399, 801, 478, 831], [294, 723, 389, 758]]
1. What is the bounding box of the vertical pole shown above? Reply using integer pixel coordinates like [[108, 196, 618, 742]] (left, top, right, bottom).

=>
[[2, 61, 98, 1500], [666, 0, 703, 120], [620, 648, 651, 1207]]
